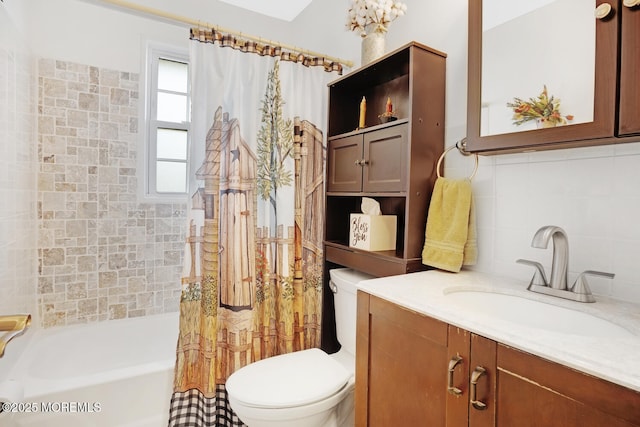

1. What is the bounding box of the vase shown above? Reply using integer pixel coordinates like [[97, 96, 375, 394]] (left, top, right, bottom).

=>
[[536, 118, 557, 129], [361, 24, 386, 65]]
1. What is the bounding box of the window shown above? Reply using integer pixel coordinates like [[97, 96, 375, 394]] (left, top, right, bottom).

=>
[[146, 46, 190, 198]]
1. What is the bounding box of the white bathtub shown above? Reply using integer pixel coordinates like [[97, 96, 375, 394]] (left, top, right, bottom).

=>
[[1, 312, 179, 427]]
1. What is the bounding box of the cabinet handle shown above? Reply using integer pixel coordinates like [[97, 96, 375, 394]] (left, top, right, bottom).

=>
[[447, 355, 463, 396], [470, 366, 488, 411], [623, 0, 640, 8], [354, 159, 369, 166], [595, 3, 613, 19]]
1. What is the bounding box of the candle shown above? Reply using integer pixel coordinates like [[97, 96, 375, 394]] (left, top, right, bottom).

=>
[[359, 96, 366, 128], [386, 97, 393, 114]]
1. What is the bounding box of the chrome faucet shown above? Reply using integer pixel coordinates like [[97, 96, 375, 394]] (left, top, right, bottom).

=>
[[531, 225, 569, 290], [517, 226, 614, 303], [0, 314, 31, 357]]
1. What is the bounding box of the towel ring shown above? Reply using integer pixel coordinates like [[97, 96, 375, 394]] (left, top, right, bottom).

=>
[[436, 140, 479, 180]]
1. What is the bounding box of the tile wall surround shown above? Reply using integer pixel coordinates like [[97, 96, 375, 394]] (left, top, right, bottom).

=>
[[447, 141, 640, 304], [37, 58, 186, 327], [0, 10, 38, 318]]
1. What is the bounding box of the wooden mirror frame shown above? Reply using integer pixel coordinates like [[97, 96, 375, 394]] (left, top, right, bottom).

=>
[[465, 0, 627, 155]]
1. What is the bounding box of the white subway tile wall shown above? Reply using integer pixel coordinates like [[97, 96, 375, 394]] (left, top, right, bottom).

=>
[[37, 58, 186, 327], [445, 141, 640, 304]]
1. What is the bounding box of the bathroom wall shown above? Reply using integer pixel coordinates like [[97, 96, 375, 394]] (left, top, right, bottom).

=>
[[36, 58, 186, 326], [385, 0, 640, 303], [0, 3, 38, 317], [4, 0, 358, 327], [5, 0, 640, 328]]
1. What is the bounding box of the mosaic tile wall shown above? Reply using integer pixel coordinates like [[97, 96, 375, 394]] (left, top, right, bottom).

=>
[[0, 10, 38, 317], [37, 58, 186, 327]]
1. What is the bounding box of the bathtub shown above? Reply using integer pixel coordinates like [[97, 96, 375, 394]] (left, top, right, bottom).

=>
[[0, 312, 179, 427]]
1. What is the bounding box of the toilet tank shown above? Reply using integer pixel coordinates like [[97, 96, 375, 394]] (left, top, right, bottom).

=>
[[329, 268, 375, 356]]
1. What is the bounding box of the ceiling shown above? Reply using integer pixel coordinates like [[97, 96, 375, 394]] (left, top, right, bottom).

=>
[[219, 0, 313, 22]]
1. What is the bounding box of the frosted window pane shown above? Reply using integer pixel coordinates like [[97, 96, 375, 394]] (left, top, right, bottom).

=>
[[157, 129, 187, 160], [156, 161, 187, 193], [158, 59, 188, 93], [157, 93, 187, 122]]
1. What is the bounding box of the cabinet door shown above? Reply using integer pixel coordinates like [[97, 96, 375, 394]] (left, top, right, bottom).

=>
[[618, 3, 640, 136], [362, 124, 407, 192], [466, 0, 620, 153], [495, 344, 640, 427], [327, 134, 363, 192], [356, 293, 449, 426]]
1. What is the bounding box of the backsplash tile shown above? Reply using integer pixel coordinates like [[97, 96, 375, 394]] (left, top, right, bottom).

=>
[[37, 58, 186, 327], [451, 141, 640, 303]]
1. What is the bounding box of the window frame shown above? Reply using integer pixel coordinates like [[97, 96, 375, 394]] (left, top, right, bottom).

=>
[[142, 43, 190, 202]]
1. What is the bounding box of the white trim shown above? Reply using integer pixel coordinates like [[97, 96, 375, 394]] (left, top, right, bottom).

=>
[[138, 40, 190, 203]]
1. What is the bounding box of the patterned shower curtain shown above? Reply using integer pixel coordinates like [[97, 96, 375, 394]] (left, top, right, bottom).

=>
[[168, 35, 340, 426]]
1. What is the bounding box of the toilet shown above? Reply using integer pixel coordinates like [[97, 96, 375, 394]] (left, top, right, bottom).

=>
[[226, 268, 374, 427]]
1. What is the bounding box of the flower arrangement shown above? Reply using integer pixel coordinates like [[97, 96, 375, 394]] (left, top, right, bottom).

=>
[[507, 85, 574, 127], [346, 0, 408, 37]]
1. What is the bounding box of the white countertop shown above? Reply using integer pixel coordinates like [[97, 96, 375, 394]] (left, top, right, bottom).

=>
[[355, 270, 640, 392]]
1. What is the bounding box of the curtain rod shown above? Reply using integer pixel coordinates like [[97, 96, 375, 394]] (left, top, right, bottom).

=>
[[97, 0, 354, 68]]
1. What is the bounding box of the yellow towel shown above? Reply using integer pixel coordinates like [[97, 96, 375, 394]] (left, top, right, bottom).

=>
[[422, 177, 477, 272]]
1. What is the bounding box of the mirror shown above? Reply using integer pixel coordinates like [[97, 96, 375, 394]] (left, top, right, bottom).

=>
[[466, 0, 621, 154], [481, 0, 595, 137]]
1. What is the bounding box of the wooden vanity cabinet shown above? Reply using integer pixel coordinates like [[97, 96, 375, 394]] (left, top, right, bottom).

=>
[[356, 292, 640, 427]]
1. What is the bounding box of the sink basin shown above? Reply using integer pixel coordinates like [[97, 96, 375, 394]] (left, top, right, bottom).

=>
[[443, 290, 635, 338]]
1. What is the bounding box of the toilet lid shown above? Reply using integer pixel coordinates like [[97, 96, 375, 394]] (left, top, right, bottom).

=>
[[226, 348, 351, 409]]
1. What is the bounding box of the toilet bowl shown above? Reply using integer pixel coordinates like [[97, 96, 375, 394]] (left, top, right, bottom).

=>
[[225, 268, 374, 427]]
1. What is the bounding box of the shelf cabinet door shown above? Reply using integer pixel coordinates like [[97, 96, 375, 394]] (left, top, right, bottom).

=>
[[327, 134, 363, 192], [618, 4, 640, 136], [363, 124, 407, 192]]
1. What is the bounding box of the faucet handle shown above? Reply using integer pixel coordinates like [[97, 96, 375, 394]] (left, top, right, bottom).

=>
[[516, 259, 549, 287], [571, 270, 615, 298]]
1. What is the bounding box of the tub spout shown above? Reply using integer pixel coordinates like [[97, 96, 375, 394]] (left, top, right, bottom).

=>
[[0, 314, 31, 358]]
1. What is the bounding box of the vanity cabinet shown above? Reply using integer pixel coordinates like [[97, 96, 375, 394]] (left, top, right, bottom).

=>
[[323, 42, 445, 278], [356, 292, 640, 426], [466, 0, 640, 154]]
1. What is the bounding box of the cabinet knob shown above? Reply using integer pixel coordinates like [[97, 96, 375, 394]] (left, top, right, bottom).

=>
[[595, 3, 613, 19], [354, 159, 369, 166], [447, 355, 464, 396], [470, 366, 488, 411], [623, 0, 640, 7]]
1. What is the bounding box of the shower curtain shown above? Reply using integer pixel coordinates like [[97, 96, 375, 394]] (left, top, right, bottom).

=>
[[168, 36, 340, 426]]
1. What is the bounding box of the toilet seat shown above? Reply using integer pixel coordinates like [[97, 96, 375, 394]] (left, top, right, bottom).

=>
[[225, 348, 351, 409]]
